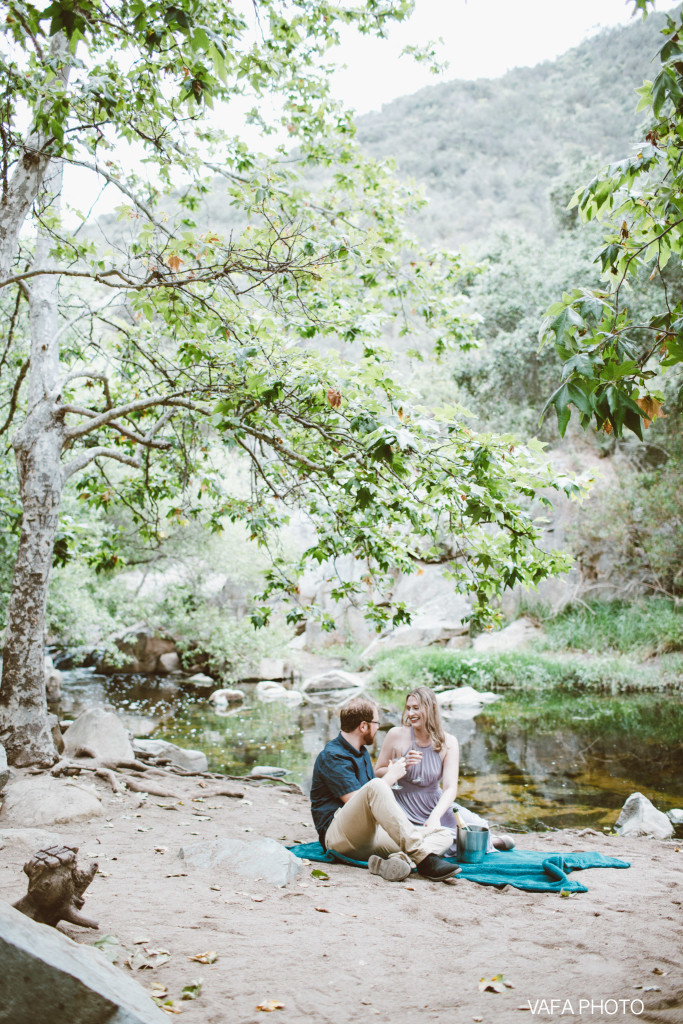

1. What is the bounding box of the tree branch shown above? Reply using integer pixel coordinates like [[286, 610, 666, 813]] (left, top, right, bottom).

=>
[[62, 394, 211, 439], [61, 446, 142, 481]]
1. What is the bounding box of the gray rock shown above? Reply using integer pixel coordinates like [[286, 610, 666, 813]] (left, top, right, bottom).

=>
[[300, 670, 365, 694], [248, 766, 291, 778], [616, 792, 674, 839], [134, 739, 208, 773], [255, 680, 303, 706], [209, 688, 245, 706], [157, 651, 181, 673], [183, 672, 216, 689], [257, 657, 289, 681], [436, 686, 501, 709], [63, 708, 134, 763], [44, 656, 63, 702], [666, 808, 683, 825], [0, 777, 103, 827], [0, 744, 9, 792], [178, 836, 302, 886], [0, 901, 167, 1024], [96, 623, 179, 675], [0, 828, 66, 860], [471, 616, 543, 653]]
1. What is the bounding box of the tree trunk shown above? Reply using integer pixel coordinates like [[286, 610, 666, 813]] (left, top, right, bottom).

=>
[[0, 166, 65, 767]]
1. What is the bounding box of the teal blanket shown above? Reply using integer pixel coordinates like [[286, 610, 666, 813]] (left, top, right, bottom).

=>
[[288, 841, 630, 894]]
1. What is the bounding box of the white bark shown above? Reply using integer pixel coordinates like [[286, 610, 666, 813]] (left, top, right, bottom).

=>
[[0, 34, 71, 282], [0, 166, 65, 766]]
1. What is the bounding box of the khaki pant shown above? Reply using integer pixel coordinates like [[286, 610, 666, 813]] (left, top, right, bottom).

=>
[[324, 778, 453, 865]]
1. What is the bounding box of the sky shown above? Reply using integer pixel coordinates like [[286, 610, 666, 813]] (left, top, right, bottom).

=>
[[329, 0, 678, 114], [62, 0, 677, 224]]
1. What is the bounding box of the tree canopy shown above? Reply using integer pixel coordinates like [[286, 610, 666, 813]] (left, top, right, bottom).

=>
[[540, 1, 683, 440]]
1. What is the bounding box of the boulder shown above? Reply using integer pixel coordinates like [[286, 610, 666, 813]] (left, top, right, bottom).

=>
[[667, 808, 683, 825], [157, 651, 181, 673], [0, 828, 66, 861], [255, 681, 303, 706], [300, 670, 365, 694], [134, 739, 208, 773], [471, 616, 543, 653], [0, 744, 9, 792], [0, 777, 103, 827], [63, 707, 134, 763], [182, 672, 216, 690], [178, 836, 302, 886], [96, 623, 179, 674], [615, 792, 674, 839], [44, 657, 62, 702], [0, 901, 167, 1024], [209, 688, 245, 706], [435, 686, 502, 720]]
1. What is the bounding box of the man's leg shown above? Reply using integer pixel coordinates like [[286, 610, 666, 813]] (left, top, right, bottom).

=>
[[325, 779, 452, 864]]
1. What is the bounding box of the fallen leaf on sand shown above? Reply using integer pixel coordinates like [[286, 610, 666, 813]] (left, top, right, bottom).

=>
[[133, 937, 151, 945], [517, 1006, 531, 1011], [188, 951, 218, 964], [311, 869, 329, 880], [149, 983, 168, 999], [166, 872, 187, 878], [209, 885, 221, 891], [181, 980, 202, 1000], [126, 948, 171, 970], [479, 973, 514, 994], [473, 1017, 483, 1022], [653, 968, 666, 976], [256, 1000, 285, 1012], [93, 934, 121, 963], [315, 907, 330, 913]]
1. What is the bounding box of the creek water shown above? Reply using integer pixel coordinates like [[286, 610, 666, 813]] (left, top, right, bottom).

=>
[[56, 667, 683, 835]]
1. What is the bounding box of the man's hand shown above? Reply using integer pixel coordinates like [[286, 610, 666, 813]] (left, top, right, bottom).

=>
[[383, 756, 407, 787]]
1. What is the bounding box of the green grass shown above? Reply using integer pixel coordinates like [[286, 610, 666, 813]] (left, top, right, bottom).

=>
[[369, 647, 683, 697], [530, 597, 683, 656]]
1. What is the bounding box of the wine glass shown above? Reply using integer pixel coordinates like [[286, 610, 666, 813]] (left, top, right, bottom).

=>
[[390, 756, 404, 790], [409, 749, 423, 784]]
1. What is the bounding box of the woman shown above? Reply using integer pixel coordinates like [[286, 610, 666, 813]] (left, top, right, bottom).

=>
[[375, 686, 513, 853]]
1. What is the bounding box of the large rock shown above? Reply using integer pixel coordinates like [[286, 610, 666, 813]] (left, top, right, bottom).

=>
[[471, 616, 543, 653], [134, 739, 208, 773], [178, 837, 302, 887], [300, 669, 365, 694], [255, 681, 303, 706], [667, 808, 683, 825], [63, 708, 134, 763], [0, 828, 66, 860], [0, 744, 9, 792], [44, 656, 63, 702], [0, 777, 103, 827], [182, 672, 216, 690], [96, 623, 179, 674], [209, 688, 245, 707], [436, 686, 502, 709], [616, 792, 674, 839], [0, 901, 167, 1024]]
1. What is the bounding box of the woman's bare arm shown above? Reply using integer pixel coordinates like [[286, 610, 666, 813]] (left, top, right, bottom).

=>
[[374, 727, 406, 777]]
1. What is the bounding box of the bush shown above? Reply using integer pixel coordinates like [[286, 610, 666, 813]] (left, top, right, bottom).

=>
[[534, 597, 683, 656], [369, 647, 683, 696]]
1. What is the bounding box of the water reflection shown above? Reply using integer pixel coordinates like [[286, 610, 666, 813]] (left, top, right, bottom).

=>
[[57, 669, 683, 833]]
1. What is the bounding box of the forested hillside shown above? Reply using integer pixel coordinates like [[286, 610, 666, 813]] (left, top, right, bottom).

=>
[[357, 14, 665, 246]]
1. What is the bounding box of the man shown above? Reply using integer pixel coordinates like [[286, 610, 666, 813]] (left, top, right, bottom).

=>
[[310, 695, 459, 882]]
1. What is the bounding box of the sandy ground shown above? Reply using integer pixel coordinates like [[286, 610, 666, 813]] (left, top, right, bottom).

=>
[[0, 769, 681, 1024]]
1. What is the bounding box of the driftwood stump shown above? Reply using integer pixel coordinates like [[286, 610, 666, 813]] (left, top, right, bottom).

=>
[[13, 844, 99, 929]]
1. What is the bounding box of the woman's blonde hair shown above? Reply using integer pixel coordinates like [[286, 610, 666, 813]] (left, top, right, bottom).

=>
[[402, 686, 446, 753]]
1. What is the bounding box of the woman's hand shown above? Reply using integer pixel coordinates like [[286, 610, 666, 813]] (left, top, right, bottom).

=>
[[404, 749, 423, 768], [425, 809, 442, 830]]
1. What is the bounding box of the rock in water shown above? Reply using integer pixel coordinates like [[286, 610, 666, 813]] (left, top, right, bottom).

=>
[[667, 808, 683, 825], [134, 739, 208, 773], [0, 777, 103, 827], [63, 707, 134, 763], [178, 837, 302, 886], [0, 902, 168, 1024], [615, 792, 674, 839]]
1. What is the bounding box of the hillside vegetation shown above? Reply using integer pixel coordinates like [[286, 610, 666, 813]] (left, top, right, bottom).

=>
[[357, 15, 665, 247]]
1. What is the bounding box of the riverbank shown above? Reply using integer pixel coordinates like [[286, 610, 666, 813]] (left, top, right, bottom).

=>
[[1, 769, 681, 1024]]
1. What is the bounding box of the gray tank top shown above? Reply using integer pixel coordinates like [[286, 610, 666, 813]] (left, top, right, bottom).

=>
[[395, 727, 458, 830]]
